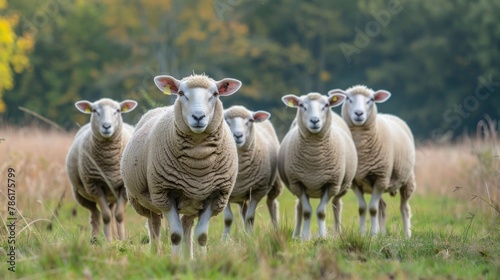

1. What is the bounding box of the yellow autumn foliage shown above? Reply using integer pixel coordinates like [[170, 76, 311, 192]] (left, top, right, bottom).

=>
[[0, 0, 34, 112]]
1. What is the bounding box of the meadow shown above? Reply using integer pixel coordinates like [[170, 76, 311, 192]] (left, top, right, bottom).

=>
[[1, 126, 499, 279]]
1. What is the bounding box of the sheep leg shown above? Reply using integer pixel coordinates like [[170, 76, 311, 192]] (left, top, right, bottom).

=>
[[300, 192, 313, 241], [114, 188, 127, 240], [147, 213, 162, 253], [266, 180, 282, 228], [109, 203, 117, 239], [163, 201, 183, 257], [237, 201, 248, 230], [332, 196, 343, 234], [244, 198, 259, 233], [401, 174, 415, 238], [316, 191, 331, 238], [352, 186, 367, 235], [368, 188, 384, 236], [73, 190, 101, 242], [96, 194, 113, 242], [292, 199, 303, 239], [378, 198, 387, 236], [181, 215, 196, 259], [195, 204, 213, 256], [223, 204, 233, 240]]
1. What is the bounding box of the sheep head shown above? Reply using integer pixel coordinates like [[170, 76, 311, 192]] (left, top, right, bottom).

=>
[[154, 74, 242, 134], [329, 85, 391, 127], [282, 92, 345, 134], [75, 98, 138, 138], [224, 106, 270, 148]]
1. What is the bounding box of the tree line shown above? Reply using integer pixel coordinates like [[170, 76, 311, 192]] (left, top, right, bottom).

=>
[[2, 0, 499, 141]]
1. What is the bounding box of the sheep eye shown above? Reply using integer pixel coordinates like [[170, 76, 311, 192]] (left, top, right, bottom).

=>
[[213, 91, 219, 97], [367, 98, 374, 104], [178, 91, 184, 96], [92, 109, 97, 113], [299, 104, 306, 110]]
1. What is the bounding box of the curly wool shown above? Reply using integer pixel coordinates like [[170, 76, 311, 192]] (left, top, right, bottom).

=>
[[278, 97, 357, 199], [122, 97, 238, 217], [342, 86, 415, 195], [67, 113, 133, 203], [224, 106, 281, 203]]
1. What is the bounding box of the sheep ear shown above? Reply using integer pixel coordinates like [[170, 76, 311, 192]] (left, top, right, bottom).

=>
[[154, 75, 181, 95], [327, 89, 347, 96], [75, 101, 93, 114], [328, 93, 346, 108], [252, 111, 270, 122], [120, 100, 138, 113], [215, 78, 242, 96], [373, 90, 391, 103], [282, 95, 300, 108]]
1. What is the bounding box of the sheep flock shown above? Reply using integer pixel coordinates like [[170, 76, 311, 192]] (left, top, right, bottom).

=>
[[65, 74, 416, 259]]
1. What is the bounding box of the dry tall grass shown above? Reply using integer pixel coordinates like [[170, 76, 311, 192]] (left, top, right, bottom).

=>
[[1, 124, 498, 235], [0, 126, 74, 232]]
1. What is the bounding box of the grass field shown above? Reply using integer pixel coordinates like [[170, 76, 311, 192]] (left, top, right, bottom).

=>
[[1, 126, 499, 279]]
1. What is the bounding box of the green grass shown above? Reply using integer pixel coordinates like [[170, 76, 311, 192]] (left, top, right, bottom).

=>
[[2, 190, 499, 279]]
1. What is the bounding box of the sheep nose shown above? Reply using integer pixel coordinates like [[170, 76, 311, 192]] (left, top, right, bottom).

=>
[[102, 123, 111, 129], [192, 114, 206, 122], [310, 117, 320, 124], [234, 133, 243, 139], [354, 110, 364, 117]]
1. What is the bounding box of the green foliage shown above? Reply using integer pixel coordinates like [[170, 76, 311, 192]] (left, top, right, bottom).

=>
[[2, 0, 500, 139]]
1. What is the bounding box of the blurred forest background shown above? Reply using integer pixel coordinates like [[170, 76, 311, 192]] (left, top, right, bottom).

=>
[[1, 0, 499, 141]]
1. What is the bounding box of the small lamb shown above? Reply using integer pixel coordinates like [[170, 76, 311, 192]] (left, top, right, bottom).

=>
[[222, 105, 283, 238], [328, 85, 416, 238], [66, 98, 138, 242], [278, 93, 357, 240], [121, 74, 241, 258]]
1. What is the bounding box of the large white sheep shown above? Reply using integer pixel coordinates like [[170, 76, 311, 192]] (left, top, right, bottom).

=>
[[66, 98, 138, 242], [278, 92, 357, 240], [121, 74, 241, 258], [222, 105, 283, 237], [328, 85, 416, 238]]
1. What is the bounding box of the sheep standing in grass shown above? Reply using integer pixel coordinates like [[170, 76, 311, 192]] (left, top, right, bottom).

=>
[[66, 98, 138, 242], [328, 85, 416, 238], [222, 106, 283, 238], [121, 74, 241, 258], [278, 93, 357, 240]]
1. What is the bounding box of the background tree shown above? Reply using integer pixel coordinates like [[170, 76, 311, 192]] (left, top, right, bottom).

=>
[[2, 0, 499, 140], [0, 0, 34, 112]]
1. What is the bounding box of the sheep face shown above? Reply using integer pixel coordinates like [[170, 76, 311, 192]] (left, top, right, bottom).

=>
[[282, 93, 345, 133], [154, 75, 242, 134], [224, 106, 271, 148], [75, 99, 138, 138], [329, 87, 391, 126]]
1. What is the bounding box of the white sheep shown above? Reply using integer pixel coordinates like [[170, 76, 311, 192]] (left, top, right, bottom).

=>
[[121, 74, 241, 258], [328, 85, 416, 238], [222, 105, 283, 238], [278, 92, 357, 240], [66, 98, 138, 242]]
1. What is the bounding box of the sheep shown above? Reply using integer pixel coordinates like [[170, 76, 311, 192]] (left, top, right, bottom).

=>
[[278, 92, 357, 241], [66, 98, 138, 242], [120, 74, 241, 258], [222, 105, 283, 238], [328, 85, 416, 238]]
